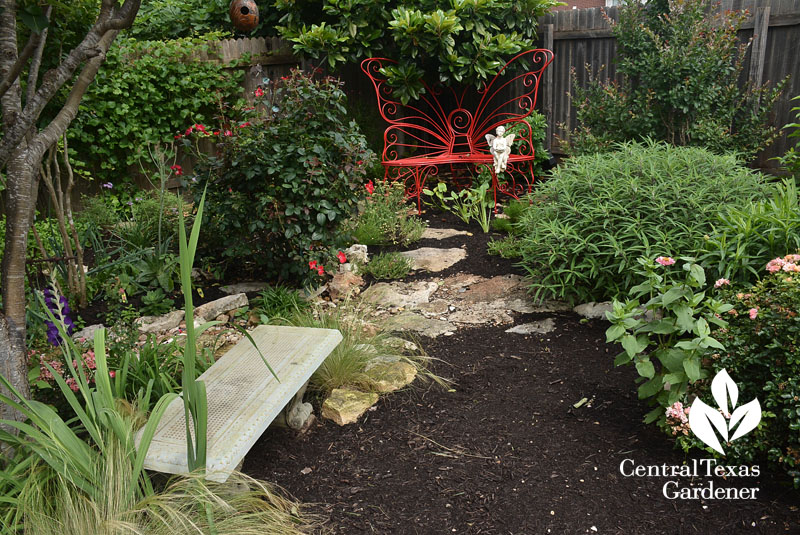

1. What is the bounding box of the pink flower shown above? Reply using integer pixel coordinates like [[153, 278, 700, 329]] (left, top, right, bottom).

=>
[[185, 126, 194, 136], [766, 257, 785, 273], [749, 307, 759, 320], [655, 256, 676, 266], [194, 123, 207, 134], [238, 122, 251, 128], [65, 377, 79, 392], [365, 180, 374, 195], [254, 87, 264, 97], [714, 278, 730, 288], [224, 130, 233, 137], [309, 260, 317, 270], [784, 254, 800, 263], [337, 251, 347, 264], [109, 371, 116, 379], [782, 262, 800, 273]]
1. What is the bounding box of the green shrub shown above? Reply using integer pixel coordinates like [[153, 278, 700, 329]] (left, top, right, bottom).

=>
[[252, 285, 310, 322], [70, 35, 242, 182], [348, 180, 426, 246], [276, 0, 560, 103], [703, 258, 800, 486], [515, 141, 769, 302], [566, 0, 783, 159], [360, 252, 413, 280], [701, 180, 800, 286], [775, 94, 800, 178], [190, 70, 375, 281]]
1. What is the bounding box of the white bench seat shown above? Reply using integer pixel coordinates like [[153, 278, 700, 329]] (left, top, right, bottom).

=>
[[136, 325, 342, 482]]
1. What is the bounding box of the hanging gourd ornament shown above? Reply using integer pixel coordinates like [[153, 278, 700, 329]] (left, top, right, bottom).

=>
[[229, 0, 259, 32]]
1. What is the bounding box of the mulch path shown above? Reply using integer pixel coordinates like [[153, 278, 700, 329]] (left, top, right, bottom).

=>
[[243, 209, 800, 534]]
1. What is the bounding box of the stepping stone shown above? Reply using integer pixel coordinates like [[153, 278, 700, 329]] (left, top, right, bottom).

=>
[[461, 275, 524, 302], [220, 282, 269, 295], [399, 247, 466, 272], [72, 323, 105, 342], [194, 293, 249, 325], [136, 310, 185, 334], [421, 228, 470, 240], [506, 318, 556, 334], [573, 301, 613, 320], [322, 389, 379, 425], [360, 281, 438, 309], [385, 312, 455, 338]]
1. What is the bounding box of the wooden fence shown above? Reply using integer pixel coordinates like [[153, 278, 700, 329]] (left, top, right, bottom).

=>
[[537, 0, 800, 168]]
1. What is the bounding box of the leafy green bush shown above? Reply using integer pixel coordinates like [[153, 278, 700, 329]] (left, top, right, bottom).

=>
[[190, 71, 375, 281], [424, 180, 493, 232], [605, 257, 732, 424], [703, 258, 800, 486], [276, 0, 560, 102], [566, 0, 783, 159], [515, 141, 769, 302], [360, 252, 413, 280], [775, 94, 800, 178], [701, 180, 800, 285], [252, 285, 310, 322], [70, 35, 242, 182], [348, 180, 426, 246]]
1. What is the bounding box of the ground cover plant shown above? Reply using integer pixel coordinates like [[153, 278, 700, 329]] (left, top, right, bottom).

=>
[[189, 71, 374, 282], [510, 140, 770, 303], [359, 252, 414, 280]]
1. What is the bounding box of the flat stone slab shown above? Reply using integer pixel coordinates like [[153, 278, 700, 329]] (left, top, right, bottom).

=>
[[360, 281, 438, 309], [136, 325, 342, 482], [322, 389, 379, 425], [220, 282, 269, 295], [421, 228, 470, 240], [573, 301, 613, 320], [400, 247, 466, 272], [72, 324, 105, 342], [506, 318, 556, 334], [136, 310, 185, 334], [194, 293, 248, 324], [385, 312, 455, 337]]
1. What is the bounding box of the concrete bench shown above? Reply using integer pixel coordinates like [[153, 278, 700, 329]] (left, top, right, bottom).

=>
[[135, 324, 342, 482]]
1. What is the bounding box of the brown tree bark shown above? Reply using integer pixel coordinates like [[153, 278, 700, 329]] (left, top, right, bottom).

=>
[[0, 0, 142, 428]]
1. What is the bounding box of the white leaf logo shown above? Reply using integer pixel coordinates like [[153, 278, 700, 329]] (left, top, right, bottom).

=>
[[688, 369, 761, 455]]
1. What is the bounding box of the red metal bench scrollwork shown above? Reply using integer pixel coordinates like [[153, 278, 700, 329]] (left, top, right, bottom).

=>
[[361, 49, 554, 212]]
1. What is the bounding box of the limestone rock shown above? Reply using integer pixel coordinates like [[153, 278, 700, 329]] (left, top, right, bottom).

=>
[[385, 312, 455, 337], [345, 244, 369, 265], [416, 299, 451, 316], [399, 247, 466, 272], [72, 324, 105, 343], [364, 358, 417, 392], [136, 310, 185, 334], [194, 293, 248, 323], [421, 228, 469, 240], [321, 389, 379, 425], [328, 272, 364, 301], [461, 274, 524, 302], [384, 336, 419, 353], [360, 281, 438, 309], [220, 282, 269, 295], [506, 318, 556, 334], [574, 301, 613, 320], [449, 308, 513, 325]]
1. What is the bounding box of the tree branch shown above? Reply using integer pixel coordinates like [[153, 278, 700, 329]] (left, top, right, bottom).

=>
[[0, 29, 42, 101]]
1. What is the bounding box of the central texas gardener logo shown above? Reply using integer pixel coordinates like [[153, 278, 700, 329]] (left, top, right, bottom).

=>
[[689, 369, 761, 455]]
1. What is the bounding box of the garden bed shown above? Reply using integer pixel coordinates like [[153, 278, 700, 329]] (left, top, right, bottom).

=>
[[243, 211, 800, 534]]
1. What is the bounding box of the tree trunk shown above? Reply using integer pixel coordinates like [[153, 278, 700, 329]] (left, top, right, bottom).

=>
[[0, 152, 34, 426]]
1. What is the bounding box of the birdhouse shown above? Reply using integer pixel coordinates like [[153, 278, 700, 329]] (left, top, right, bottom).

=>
[[229, 0, 259, 32]]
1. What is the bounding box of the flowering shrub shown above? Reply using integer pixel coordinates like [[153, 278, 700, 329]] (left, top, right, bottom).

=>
[[701, 254, 800, 486], [346, 180, 426, 247], [188, 72, 375, 281], [606, 256, 732, 424]]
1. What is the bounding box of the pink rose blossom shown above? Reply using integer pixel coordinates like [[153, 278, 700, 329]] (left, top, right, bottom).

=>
[[714, 278, 730, 288], [766, 257, 785, 273], [782, 262, 800, 273], [749, 308, 759, 320]]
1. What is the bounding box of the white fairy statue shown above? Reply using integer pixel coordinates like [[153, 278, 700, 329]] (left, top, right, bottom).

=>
[[485, 125, 515, 174]]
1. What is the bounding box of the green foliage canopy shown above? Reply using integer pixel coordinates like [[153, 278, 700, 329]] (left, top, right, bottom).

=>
[[275, 0, 562, 102]]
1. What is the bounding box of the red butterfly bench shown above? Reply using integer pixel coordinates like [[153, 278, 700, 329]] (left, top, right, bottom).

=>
[[361, 49, 554, 213]]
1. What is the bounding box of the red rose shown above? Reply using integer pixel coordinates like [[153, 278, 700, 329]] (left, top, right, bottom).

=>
[[337, 251, 347, 263], [365, 180, 374, 195]]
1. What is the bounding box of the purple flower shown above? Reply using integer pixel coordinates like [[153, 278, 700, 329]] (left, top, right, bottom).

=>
[[101, 182, 113, 189], [43, 288, 75, 346]]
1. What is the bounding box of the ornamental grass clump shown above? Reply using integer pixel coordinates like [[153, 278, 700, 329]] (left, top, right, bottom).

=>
[[514, 140, 769, 303]]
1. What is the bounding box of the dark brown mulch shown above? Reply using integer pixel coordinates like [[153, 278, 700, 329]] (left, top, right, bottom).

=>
[[243, 211, 800, 534]]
